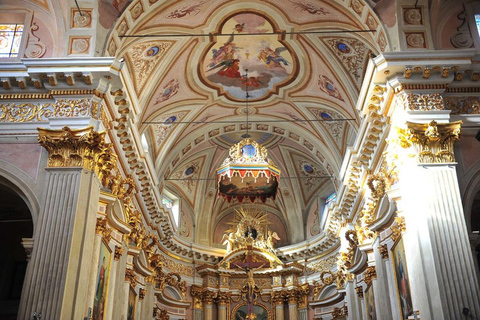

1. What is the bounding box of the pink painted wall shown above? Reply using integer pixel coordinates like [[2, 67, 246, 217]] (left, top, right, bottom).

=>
[[0, 143, 42, 181]]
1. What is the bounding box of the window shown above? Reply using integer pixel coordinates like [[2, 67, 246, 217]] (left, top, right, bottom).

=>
[[476, 14, 480, 37], [325, 192, 337, 205], [0, 24, 24, 58], [162, 195, 174, 209]]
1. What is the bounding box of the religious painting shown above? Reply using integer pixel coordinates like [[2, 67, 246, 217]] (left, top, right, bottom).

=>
[[391, 237, 414, 319], [127, 287, 137, 320], [201, 12, 297, 101], [365, 285, 376, 320], [92, 241, 112, 320], [234, 304, 269, 320]]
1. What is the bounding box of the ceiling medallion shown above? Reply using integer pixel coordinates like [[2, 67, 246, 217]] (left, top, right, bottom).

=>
[[216, 138, 280, 203]]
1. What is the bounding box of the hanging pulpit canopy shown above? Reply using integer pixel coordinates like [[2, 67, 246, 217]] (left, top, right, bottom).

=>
[[216, 138, 280, 203]]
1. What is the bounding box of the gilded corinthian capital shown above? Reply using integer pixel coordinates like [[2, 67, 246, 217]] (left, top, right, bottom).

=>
[[38, 126, 119, 190], [396, 120, 462, 163]]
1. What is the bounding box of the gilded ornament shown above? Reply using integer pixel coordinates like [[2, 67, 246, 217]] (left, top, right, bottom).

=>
[[364, 266, 377, 286], [444, 96, 480, 115], [125, 268, 137, 288], [391, 216, 406, 241], [379, 244, 389, 259], [397, 120, 462, 163], [1, 99, 93, 123], [139, 288, 146, 300], [355, 286, 364, 298], [114, 246, 124, 261]]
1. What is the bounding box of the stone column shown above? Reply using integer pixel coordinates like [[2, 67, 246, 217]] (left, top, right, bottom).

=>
[[372, 242, 393, 319], [191, 286, 204, 320], [394, 120, 480, 319], [217, 291, 230, 320], [105, 246, 123, 320], [203, 290, 216, 320], [272, 292, 284, 320], [137, 288, 145, 318], [380, 243, 401, 319], [141, 280, 155, 320], [346, 281, 362, 320], [287, 290, 298, 320], [123, 269, 137, 319], [18, 127, 109, 320]]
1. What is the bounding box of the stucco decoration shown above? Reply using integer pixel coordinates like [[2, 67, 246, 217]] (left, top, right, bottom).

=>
[[200, 11, 297, 101], [126, 41, 173, 94], [321, 37, 370, 88]]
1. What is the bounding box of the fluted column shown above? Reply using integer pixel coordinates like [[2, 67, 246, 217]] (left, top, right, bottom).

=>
[[287, 291, 298, 320], [395, 120, 480, 319], [105, 246, 123, 320], [272, 291, 284, 320], [18, 126, 117, 320], [346, 281, 362, 320], [217, 291, 230, 320], [372, 243, 393, 320], [123, 269, 137, 320], [141, 281, 154, 320], [203, 290, 216, 320], [379, 244, 400, 319]]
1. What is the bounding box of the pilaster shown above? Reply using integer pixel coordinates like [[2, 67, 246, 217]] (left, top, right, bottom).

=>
[[18, 126, 108, 320]]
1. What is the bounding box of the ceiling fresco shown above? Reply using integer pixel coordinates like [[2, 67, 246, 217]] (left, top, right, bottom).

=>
[[200, 11, 297, 101], [108, 0, 388, 248]]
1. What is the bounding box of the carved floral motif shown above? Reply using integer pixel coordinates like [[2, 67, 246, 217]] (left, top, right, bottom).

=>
[[1, 99, 93, 122]]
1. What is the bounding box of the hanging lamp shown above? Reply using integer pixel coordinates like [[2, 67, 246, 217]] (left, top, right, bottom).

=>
[[216, 69, 280, 203]]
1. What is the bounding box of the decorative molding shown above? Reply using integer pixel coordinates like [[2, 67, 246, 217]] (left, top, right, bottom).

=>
[[444, 96, 480, 114], [391, 216, 406, 242], [125, 268, 137, 288], [400, 93, 444, 111], [95, 217, 112, 242], [139, 288, 146, 300], [1, 99, 94, 122]]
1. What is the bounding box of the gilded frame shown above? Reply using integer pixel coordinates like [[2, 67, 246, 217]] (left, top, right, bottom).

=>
[[92, 240, 112, 320]]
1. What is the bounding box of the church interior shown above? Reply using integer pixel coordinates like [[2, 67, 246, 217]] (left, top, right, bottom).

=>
[[0, 0, 480, 319]]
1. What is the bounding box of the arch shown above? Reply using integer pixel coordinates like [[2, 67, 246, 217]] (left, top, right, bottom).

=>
[[0, 160, 40, 226]]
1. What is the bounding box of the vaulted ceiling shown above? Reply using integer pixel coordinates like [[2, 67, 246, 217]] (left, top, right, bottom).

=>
[[107, 0, 388, 247]]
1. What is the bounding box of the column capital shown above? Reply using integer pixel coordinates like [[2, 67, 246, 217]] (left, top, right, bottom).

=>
[[271, 290, 285, 306], [379, 244, 389, 259], [114, 246, 124, 261], [355, 286, 364, 299], [125, 268, 137, 288], [95, 217, 112, 242], [139, 288, 146, 300], [216, 291, 231, 306], [364, 266, 377, 286], [396, 120, 462, 164]]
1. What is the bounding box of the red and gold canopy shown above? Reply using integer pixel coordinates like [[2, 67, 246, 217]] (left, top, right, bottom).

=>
[[216, 138, 280, 203]]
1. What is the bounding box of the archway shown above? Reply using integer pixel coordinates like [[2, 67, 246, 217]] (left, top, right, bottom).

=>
[[0, 180, 33, 320]]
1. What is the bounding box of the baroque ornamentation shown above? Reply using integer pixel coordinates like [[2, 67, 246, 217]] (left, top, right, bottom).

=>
[[355, 286, 364, 298], [450, 11, 473, 48], [125, 268, 137, 288], [25, 22, 46, 58], [95, 217, 112, 242], [114, 246, 124, 261], [127, 41, 172, 92], [396, 120, 462, 163], [391, 216, 406, 241], [310, 108, 346, 147], [307, 255, 337, 274], [400, 93, 444, 111], [444, 96, 480, 115], [364, 266, 377, 286], [1, 99, 93, 122], [404, 8, 422, 25], [318, 75, 345, 101], [405, 32, 425, 48], [379, 244, 389, 259], [323, 37, 368, 87]]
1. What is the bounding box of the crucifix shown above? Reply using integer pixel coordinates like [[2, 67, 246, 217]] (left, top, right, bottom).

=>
[[233, 250, 269, 318]]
